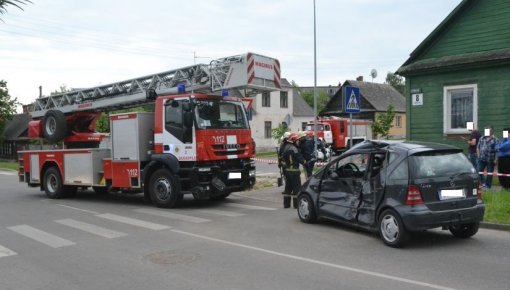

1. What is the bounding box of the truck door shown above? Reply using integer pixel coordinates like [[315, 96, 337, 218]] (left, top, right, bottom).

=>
[[323, 124, 333, 144]]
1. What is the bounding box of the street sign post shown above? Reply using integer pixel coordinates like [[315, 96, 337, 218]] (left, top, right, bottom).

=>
[[343, 86, 361, 148]]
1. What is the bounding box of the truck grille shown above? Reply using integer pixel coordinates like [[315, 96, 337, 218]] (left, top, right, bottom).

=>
[[212, 144, 247, 156]]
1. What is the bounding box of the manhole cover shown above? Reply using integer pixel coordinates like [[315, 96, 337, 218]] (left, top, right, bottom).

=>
[[145, 250, 200, 265]]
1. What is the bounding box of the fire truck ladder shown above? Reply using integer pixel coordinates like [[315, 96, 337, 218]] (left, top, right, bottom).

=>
[[30, 53, 276, 118]]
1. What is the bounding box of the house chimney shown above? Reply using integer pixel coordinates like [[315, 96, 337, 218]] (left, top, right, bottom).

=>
[[356, 76, 363, 82], [39, 86, 42, 98]]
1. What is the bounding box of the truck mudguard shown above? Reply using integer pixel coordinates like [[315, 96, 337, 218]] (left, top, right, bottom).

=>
[[144, 154, 180, 179]]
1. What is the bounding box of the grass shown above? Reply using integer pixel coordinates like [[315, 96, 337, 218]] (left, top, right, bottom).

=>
[[482, 188, 510, 225], [255, 151, 277, 158], [0, 161, 18, 171]]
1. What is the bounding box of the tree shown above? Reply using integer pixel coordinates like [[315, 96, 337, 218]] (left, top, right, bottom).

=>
[[371, 104, 395, 139], [0, 0, 31, 21], [291, 81, 331, 113], [385, 72, 405, 96], [0, 80, 19, 142], [51, 84, 70, 95], [271, 123, 290, 143]]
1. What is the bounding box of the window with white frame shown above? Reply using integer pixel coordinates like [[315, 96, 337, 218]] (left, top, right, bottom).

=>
[[395, 115, 402, 128], [443, 84, 478, 134], [262, 92, 271, 107], [280, 91, 288, 108]]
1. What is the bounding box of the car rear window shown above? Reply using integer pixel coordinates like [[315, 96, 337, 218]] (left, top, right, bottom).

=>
[[409, 151, 475, 179]]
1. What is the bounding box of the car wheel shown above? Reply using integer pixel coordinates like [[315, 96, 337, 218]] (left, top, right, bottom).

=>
[[149, 168, 181, 208], [449, 222, 479, 239], [297, 194, 317, 223], [378, 209, 409, 248]]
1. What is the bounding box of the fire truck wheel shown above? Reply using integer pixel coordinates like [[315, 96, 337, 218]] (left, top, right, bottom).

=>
[[43, 110, 68, 143], [43, 167, 65, 199], [149, 168, 181, 208]]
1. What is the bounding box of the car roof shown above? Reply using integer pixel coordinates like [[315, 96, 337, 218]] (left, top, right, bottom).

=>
[[349, 140, 461, 155]]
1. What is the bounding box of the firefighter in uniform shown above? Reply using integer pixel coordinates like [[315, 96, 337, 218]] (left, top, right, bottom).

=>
[[281, 133, 306, 208]]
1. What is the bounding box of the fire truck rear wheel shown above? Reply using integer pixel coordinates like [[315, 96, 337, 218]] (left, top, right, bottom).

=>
[[43, 167, 65, 199], [43, 110, 68, 143], [149, 168, 181, 208]]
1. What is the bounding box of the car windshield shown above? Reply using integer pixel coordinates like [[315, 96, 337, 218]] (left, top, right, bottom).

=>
[[194, 99, 249, 129], [409, 151, 475, 179]]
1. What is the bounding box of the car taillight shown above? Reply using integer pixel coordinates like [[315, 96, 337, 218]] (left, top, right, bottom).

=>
[[477, 184, 483, 199], [406, 185, 424, 205]]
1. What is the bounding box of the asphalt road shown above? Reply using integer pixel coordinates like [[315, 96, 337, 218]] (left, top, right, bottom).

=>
[[1, 170, 510, 290]]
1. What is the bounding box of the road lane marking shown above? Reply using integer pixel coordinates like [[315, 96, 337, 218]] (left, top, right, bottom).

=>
[[0, 245, 17, 258], [197, 209, 245, 217], [133, 208, 210, 223], [55, 204, 100, 215], [224, 203, 277, 211], [0, 171, 16, 176], [7, 225, 75, 248], [55, 219, 127, 239], [171, 229, 456, 290], [96, 213, 170, 230]]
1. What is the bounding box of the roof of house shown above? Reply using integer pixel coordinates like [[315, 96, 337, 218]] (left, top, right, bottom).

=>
[[397, 0, 510, 75], [321, 81, 405, 115], [3, 114, 29, 141]]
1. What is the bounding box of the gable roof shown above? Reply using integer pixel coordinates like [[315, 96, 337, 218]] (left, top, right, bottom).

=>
[[321, 81, 405, 115], [398, 0, 510, 75], [3, 114, 29, 141]]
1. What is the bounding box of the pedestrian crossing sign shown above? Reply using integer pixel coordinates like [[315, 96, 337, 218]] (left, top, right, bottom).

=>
[[344, 86, 361, 113]]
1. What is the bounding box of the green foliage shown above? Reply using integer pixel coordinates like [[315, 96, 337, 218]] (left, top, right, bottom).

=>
[[271, 123, 290, 142], [0, 80, 19, 143], [0, 161, 18, 170], [385, 72, 405, 96], [299, 90, 330, 113], [371, 104, 395, 139], [0, 0, 31, 20], [50, 84, 70, 95], [483, 189, 510, 224], [95, 113, 109, 133]]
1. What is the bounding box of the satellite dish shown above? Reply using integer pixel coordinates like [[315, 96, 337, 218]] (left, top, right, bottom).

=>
[[370, 69, 378, 79]]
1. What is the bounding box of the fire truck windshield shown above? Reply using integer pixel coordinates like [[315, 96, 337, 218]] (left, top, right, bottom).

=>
[[305, 124, 324, 131], [195, 99, 249, 129]]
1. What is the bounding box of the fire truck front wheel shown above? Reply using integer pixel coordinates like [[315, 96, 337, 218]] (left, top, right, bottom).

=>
[[149, 168, 182, 208], [43, 167, 65, 199]]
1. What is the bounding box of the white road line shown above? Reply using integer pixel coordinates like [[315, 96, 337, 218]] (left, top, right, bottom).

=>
[[224, 203, 277, 211], [96, 213, 171, 230], [171, 229, 455, 290], [197, 209, 245, 217], [55, 204, 100, 215], [55, 219, 127, 239], [256, 172, 278, 176], [0, 171, 16, 176], [7, 225, 75, 248], [0, 244, 17, 258], [133, 208, 210, 223]]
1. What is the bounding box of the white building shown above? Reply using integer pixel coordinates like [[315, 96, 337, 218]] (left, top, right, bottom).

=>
[[249, 79, 315, 152]]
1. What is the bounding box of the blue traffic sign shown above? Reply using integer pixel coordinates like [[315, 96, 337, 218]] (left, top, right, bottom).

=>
[[344, 86, 361, 113]]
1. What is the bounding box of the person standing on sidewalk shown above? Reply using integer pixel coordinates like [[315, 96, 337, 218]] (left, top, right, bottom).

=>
[[463, 126, 481, 167], [496, 127, 510, 189], [298, 131, 316, 178], [281, 133, 306, 208], [477, 126, 499, 189]]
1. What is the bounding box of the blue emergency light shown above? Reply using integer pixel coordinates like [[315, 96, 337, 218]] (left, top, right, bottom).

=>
[[178, 84, 186, 93], [222, 89, 229, 97]]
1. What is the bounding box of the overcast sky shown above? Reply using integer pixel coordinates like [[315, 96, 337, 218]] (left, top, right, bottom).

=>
[[0, 0, 461, 109]]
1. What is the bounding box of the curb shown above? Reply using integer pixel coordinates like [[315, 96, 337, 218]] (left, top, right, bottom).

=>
[[480, 222, 510, 231]]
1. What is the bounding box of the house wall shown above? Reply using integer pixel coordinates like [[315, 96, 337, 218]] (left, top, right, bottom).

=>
[[250, 88, 312, 152], [423, 0, 510, 59], [390, 112, 407, 139], [406, 65, 510, 149]]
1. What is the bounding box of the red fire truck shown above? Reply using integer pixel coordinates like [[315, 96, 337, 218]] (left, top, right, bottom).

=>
[[305, 116, 372, 154], [18, 53, 281, 208]]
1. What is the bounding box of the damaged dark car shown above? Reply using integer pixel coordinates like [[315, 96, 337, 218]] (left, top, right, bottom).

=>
[[297, 140, 485, 247]]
